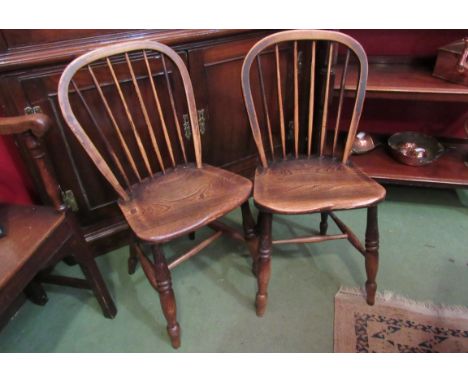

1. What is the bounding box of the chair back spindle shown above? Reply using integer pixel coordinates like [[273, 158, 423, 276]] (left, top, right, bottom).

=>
[[58, 41, 202, 202], [241, 30, 368, 168]]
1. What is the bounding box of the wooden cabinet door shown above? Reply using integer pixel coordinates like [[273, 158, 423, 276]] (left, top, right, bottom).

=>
[[187, 33, 298, 176], [187, 34, 266, 177], [14, 52, 189, 237]]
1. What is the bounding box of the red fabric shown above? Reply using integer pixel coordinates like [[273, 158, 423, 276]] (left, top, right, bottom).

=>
[[0, 134, 33, 205]]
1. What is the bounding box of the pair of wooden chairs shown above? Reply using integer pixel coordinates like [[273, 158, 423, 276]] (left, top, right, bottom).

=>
[[57, 30, 385, 348]]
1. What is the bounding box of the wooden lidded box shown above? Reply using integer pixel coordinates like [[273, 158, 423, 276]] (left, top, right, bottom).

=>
[[433, 37, 468, 86]]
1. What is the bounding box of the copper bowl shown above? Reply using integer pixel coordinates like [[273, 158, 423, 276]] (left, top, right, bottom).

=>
[[352, 132, 380, 154], [388, 132, 445, 166]]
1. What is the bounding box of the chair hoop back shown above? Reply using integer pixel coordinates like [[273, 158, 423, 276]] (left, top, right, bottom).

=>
[[58, 40, 202, 201], [241, 30, 368, 168]]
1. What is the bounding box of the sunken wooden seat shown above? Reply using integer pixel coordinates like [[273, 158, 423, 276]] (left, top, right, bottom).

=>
[[120, 164, 252, 243], [253, 158, 386, 214]]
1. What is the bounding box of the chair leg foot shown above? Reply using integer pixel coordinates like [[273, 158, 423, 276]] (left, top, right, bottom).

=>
[[255, 212, 272, 317], [24, 280, 48, 306], [152, 245, 181, 349], [365, 206, 379, 306], [365, 281, 377, 306]]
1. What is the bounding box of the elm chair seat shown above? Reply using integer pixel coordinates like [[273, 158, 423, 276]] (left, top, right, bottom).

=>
[[253, 158, 386, 214], [120, 164, 252, 243]]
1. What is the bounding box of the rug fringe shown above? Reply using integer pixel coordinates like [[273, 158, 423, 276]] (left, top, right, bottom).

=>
[[337, 286, 468, 320]]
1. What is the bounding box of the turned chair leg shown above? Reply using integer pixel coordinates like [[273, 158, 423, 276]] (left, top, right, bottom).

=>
[[241, 201, 259, 269], [152, 245, 181, 349], [365, 205, 379, 305], [255, 212, 272, 317], [320, 212, 329, 235], [128, 240, 142, 275]]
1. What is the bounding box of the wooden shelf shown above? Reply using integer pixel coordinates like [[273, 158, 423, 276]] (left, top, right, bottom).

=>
[[350, 142, 468, 188], [335, 63, 468, 102]]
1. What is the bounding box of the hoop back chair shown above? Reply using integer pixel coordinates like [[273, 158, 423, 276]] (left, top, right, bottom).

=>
[[58, 41, 254, 348], [241, 30, 386, 316], [0, 113, 116, 325]]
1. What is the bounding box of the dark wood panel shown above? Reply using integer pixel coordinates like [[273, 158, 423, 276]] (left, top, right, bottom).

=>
[[335, 63, 468, 102], [1, 29, 126, 49], [351, 142, 468, 188], [188, 34, 294, 172], [0, 29, 251, 72]]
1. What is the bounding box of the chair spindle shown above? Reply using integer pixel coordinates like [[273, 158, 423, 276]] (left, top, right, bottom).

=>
[[125, 53, 166, 174], [332, 49, 350, 158], [307, 41, 316, 158], [275, 44, 286, 159], [106, 58, 153, 177], [84, 69, 141, 182], [72, 79, 131, 188], [143, 51, 176, 168], [161, 54, 188, 164], [256, 55, 275, 159], [319, 42, 335, 156]]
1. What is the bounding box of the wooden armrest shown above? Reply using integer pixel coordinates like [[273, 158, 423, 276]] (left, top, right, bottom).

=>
[[0, 113, 65, 212], [0, 114, 52, 138]]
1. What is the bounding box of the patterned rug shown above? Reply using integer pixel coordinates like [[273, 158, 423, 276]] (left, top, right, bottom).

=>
[[334, 287, 468, 352]]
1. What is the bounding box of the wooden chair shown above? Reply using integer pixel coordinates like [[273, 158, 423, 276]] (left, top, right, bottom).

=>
[[58, 41, 254, 348], [0, 113, 117, 326], [241, 30, 386, 316]]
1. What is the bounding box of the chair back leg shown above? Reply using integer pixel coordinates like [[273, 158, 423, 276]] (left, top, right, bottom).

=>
[[320, 212, 329, 236], [365, 205, 379, 305]]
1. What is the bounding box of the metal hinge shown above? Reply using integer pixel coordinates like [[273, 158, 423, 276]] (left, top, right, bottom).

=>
[[182, 109, 208, 140], [198, 108, 206, 135], [61, 189, 79, 212], [24, 105, 43, 115], [183, 114, 191, 140]]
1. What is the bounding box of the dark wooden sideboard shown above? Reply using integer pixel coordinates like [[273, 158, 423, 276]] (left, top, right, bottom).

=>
[[1, 29, 467, 255], [0, 29, 277, 254]]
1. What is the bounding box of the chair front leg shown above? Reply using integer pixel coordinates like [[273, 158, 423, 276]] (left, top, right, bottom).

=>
[[365, 205, 379, 305], [152, 245, 181, 349], [255, 211, 272, 317], [241, 201, 259, 266]]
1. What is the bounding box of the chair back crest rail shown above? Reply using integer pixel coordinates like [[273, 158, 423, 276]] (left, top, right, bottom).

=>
[[241, 30, 369, 168], [58, 41, 203, 202]]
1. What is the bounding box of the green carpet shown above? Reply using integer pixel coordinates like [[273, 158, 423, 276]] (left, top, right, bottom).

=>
[[1, 185, 467, 352]]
